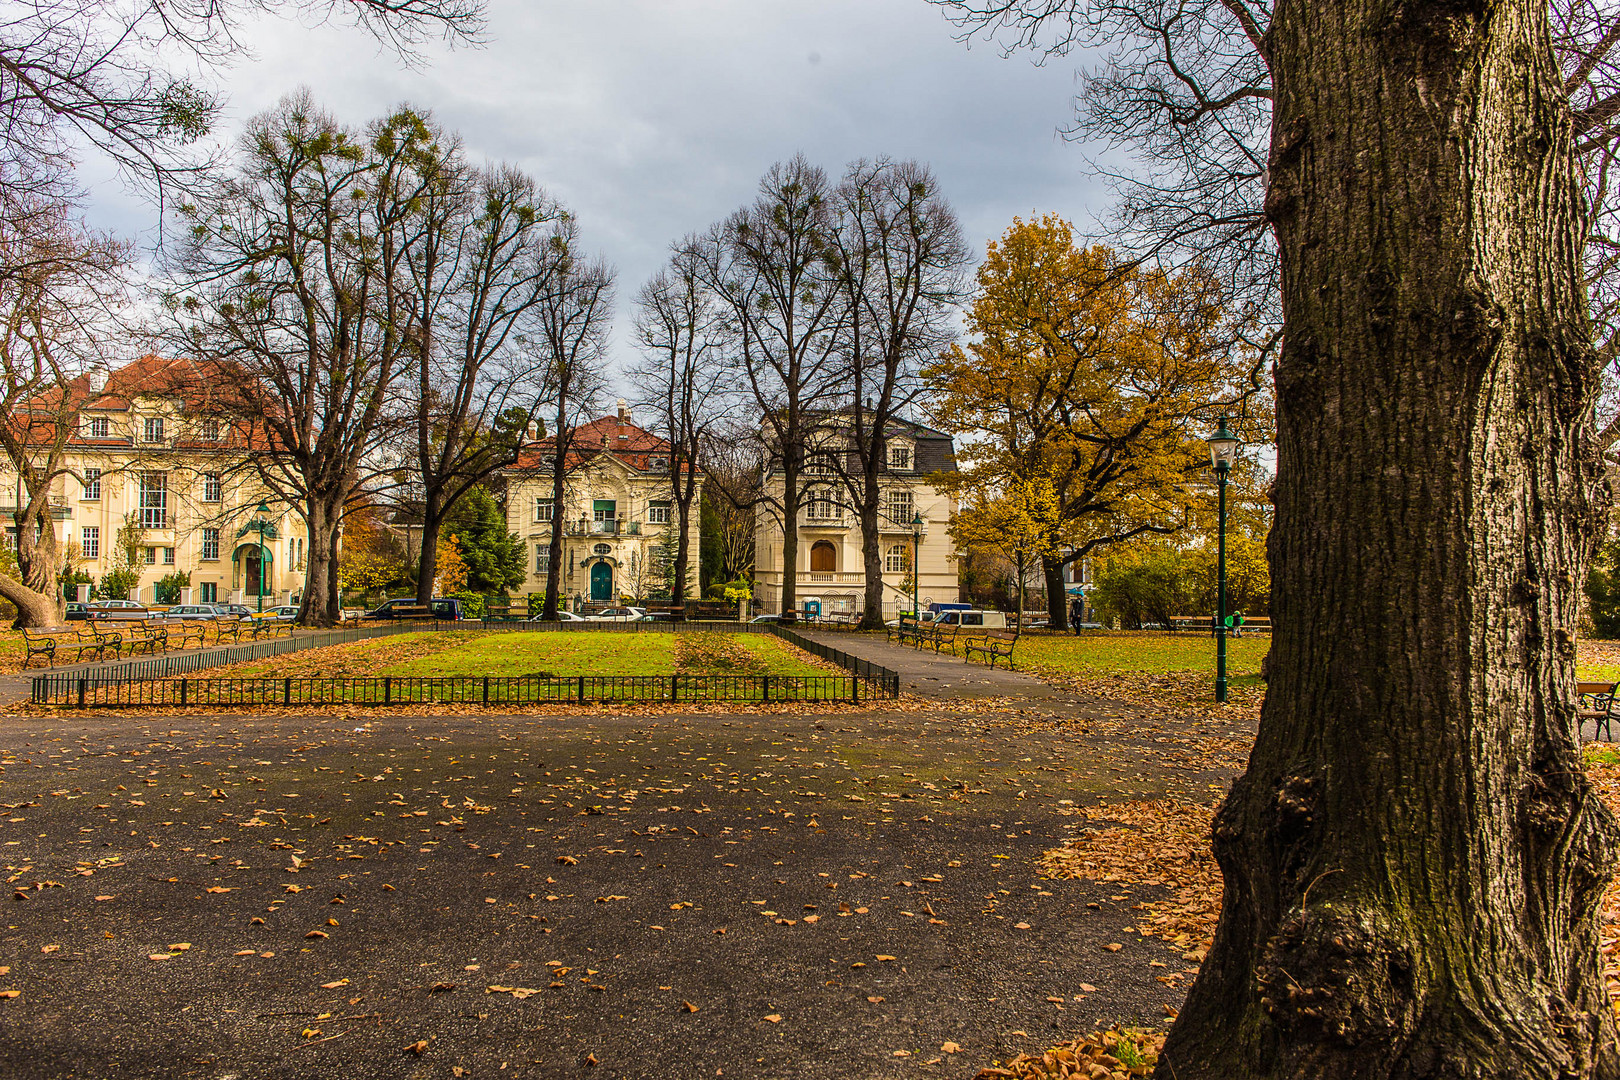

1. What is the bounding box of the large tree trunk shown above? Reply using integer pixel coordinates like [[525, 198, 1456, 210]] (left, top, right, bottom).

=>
[[779, 461, 799, 621], [860, 499, 886, 629], [301, 498, 340, 627], [542, 458, 566, 620], [1162, 2, 1620, 1077], [415, 489, 444, 604], [1042, 554, 1066, 632]]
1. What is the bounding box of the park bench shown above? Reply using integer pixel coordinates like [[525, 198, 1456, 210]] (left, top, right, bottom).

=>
[[122, 621, 164, 657], [887, 614, 925, 647], [962, 630, 1021, 670], [21, 626, 102, 668], [930, 623, 965, 655], [1579, 681, 1617, 742], [87, 623, 123, 661], [161, 620, 206, 650], [211, 618, 247, 646]]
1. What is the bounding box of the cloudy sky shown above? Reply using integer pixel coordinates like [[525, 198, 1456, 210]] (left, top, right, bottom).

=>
[[86, 0, 1118, 385]]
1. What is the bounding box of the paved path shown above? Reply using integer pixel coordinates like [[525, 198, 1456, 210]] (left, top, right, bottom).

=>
[[797, 630, 1061, 701]]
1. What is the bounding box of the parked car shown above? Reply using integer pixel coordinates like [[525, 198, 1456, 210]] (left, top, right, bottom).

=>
[[263, 605, 300, 621], [85, 600, 149, 621], [211, 604, 255, 618], [748, 614, 783, 625], [362, 597, 463, 621], [584, 606, 647, 623], [164, 604, 222, 621], [529, 610, 587, 623], [64, 602, 88, 621]]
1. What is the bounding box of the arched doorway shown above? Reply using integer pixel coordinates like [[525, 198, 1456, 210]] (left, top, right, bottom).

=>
[[590, 561, 614, 602], [810, 541, 836, 572], [234, 544, 272, 597]]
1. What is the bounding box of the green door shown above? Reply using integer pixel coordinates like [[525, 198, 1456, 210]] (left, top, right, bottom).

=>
[[590, 561, 613, 602]]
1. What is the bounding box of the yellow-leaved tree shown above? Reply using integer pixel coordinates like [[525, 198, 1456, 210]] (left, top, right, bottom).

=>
[[926, 215, 1263, 629], [949, 475, 1067, 627]]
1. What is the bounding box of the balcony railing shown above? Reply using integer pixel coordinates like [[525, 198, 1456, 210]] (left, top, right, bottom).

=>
[[562, 520, 642, 537]]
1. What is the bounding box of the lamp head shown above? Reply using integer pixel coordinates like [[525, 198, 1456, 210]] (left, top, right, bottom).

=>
[[1206, 417, 1241, 472]]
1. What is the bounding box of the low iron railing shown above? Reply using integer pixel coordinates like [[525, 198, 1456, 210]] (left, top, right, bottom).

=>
[[28, 621, 901, 707]]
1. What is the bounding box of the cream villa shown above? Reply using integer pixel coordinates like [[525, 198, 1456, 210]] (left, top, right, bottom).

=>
[[753, 417, 959, 620], [501, 403, 701, 606], [5, 355, 308, 606]]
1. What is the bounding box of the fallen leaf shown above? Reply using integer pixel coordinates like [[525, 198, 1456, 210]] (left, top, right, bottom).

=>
[[1014, 922, 1032, 930], [1079, 983, 1098, 993], [147, 954, 172, 961], [94, 895, 114, 902], [205, 887, 233, 894], [1104, 943, 1123, 952], [876, 954, 897, 962], [168, 943, 191, 952], [305, 930, 329, 939], [764, 1014, 782, 1023], [0, 990, 17, 999], [867, 996, 885, 1004], [40, 945, 58, 954], [321, 979, 349, 989], [893, 1050, 911, 1058], [406, 1039, 428, 1056], [683, 1001, 698, 1013], [941, 1042, 961, 1054]]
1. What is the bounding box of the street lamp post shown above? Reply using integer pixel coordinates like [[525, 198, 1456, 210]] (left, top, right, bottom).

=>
[[910, 512, 924, 619], [252, 502, 271, 614], [1205, 419, 1241, 702]]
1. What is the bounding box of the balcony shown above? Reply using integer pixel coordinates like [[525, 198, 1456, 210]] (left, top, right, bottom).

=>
[[799, 512, 850, 530], [563, 519, 642, 537]]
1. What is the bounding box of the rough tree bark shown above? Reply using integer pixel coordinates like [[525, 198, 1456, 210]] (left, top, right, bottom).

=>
[[1162, 1, 1620, 1077]]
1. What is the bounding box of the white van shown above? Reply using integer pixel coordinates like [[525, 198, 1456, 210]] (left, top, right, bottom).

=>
[[930, 609, 1007, 628]]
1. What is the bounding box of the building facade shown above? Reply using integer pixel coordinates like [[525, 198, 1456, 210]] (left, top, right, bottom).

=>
[[500, 403, 702, 606], [753, 418, 959, 620], [5, 355, 308, 606]]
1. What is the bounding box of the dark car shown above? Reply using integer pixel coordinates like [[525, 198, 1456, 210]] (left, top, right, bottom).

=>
[[64, 602, 88, 621], [362, 597, 462, 621], [164, 605, 221, 621], [85, 600, 149, 621]]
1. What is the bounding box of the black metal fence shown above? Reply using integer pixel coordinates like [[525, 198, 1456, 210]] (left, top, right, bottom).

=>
[[29, 673, 873, 708], [28, 621, 901, 708]]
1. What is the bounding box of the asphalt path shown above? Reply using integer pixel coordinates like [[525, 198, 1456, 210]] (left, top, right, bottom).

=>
[[0, 696, 1244, 1079]]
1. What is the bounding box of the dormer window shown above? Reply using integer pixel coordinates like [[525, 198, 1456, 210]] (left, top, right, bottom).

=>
[[199, 418, 221, 441], [143, 417, 165, 443], [85, 416, 109, 439], [888, 444, 912, 470], [649, 456, 669, 472]]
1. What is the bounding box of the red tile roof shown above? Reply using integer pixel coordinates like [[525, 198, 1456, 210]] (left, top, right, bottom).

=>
[[512, 415, 697, 475]]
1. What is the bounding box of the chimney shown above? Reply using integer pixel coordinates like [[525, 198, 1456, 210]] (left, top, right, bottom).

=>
[[617, 398, 631, 442], [87, 365, 108, 393]]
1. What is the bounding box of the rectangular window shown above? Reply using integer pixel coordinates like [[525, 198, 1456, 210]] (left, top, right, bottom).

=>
[[200, 527, 220, 562], [202, 472, 221, 502], [143, 546, 156, 565], [144, 417, 164, 443], [535, 498, 554, 522], [592, 499, 616, 534], [535, 545, 550, 574], [139, 472, 167, 528], [200, 582, 217, 603], [200, 418, 221, 441], [885, 489, 914, 525], [80, 527, 99, 560], [648, 501, 671, 524], [85, 416, 109, 439], [806, 488, 841, 520], [163, 546, 175, 565], [888, 445, 912, 470], [81, 467, 101, 500]]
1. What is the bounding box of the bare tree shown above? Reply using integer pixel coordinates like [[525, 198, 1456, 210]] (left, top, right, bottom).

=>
[[700, 156, 843, 621], [530, 218, 613, 620], [402, 156, 563, 602], [0, 200, 133, 625], [0, 0, 483, 204], [169, 93, 440, 625], [826, 158, 968, 629], [629, 239, 728, 609]]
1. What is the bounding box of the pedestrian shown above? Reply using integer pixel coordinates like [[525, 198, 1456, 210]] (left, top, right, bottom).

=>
[[1069, 596, 1083, 635]]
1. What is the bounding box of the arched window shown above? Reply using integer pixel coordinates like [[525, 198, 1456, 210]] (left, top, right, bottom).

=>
[[810, 541, 836, 572], [885, 544, 910, 574]]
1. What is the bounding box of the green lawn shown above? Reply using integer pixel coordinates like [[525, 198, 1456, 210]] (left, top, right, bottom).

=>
[[1016, 631, 1270, 677], [375, 631, 830, 679], [381, 632, 676, 678]]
